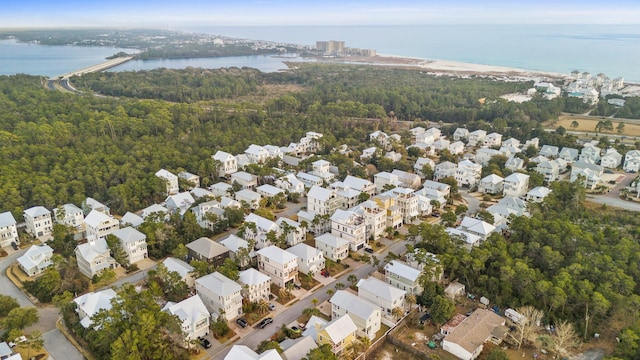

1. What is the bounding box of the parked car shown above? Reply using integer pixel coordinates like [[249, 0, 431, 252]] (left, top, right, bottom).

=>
[[290, 326, 301, 333], [321, 269, 330, 277], [10, 242, 19, 250], [198, 337, 211, 349], [431, 212, 440, 217], [258, 317, 273, 329], [269, 303, 276, 311], [236, 318, 248, 328], [364, 247, 374, 254]]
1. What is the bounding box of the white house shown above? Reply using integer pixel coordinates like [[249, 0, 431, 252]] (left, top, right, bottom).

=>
[[351, 200, 386, 240], [455, 160, 482, 188], [369, 130, 389, 148], [275, 174, 305, 195], [448, 141, 465, 155], [243, 213, 280, 250], [163, 295, 210, 345], [256, 184, 286, 199], [601, 148, 622, 169], [120, 212, 144, 228], [330, 290, 382, 340], [478, 174, 504, 195], [74, 289, 117, 328], [178, 171, 200, 190], [0, 212, 19, 248], [84, 210, 119, 240], [467, 130, 487, 147], [373, 172, 400, 193], [357, 277, 406, 323], [331, 182, 361, 210], [434, 161, 457, 181], [384, 260, 423, 295], [165, 192, 196, 216], [281, 336, 318, 360], [275, 217, 305, 247], [307, 186, 339, 216], [210, 182, 233, 197], [483, 132, 502, 147], [257, 245, 299, 288], [504, 155, 525, 172], [331, 209, 367, 251], [196, 272, 243, 321], [17, 245, 53, 276], [342, 175, 376, 197], [310, 159, 336, 183], [162, 257, 196, 288], [83, 197, 110, 216], [579, 145, 601, 163], [391, 169, 422, 190], [474, 148, 502, 166], [297, 172, 323, 189], [384, 187, 419, 223], [53, 203, 84, 229], [360, 146, 379, 161], [539, 145, 559, 158], [502, 173, 530, 197], [453, 128, 469, 141], [526, 186, 552, 203], [156, 169, 180, 195], [623, 150, 640, 172], [442, 309, 506, 360], [235, 189, 262, 210], [446, 228, 482, 249], [559, 147, 579, 163], [315, 233, 349, 262], [75, 237, 118, 278], [110, 227, 148, 265], [287, 243, 325, 276], [23, 206, 53, 240], [225, 345, 283, 360], [238, 268, 271, 303], [459, 216, 496, 241], [219, 234, 256, 268], [140, 204, 169, 221], [432, 138, 451, 152], [414, 157, 436, 178], [231, 171, 258, 190], [245, 144, 270, 164], [571, 160, 604, 189], [535, 159, 564, 183]]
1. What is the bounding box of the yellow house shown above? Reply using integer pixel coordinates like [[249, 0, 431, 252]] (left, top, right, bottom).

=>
[[373, 194, 403, 229], [316, 314, 358, 355]]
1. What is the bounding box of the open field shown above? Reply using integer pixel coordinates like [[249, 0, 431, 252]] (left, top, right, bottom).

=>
[[547, 115, 640, 137]]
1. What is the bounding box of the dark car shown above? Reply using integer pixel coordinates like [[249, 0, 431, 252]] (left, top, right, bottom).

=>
[[290, 326, 301, 333], [198, 337, 211, 349], [236, 318, 248, 328], [431, 212, 440, 217], [258, 317, 273, 329], [364, 247, 374, 254], [10, 242, 19, 250]]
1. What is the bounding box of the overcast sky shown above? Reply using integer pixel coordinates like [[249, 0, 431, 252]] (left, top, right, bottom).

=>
[[2, 0, 640, 28]]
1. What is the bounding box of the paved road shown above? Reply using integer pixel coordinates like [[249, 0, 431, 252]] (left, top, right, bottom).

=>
[[460, 190, 481, 214], [43, 329, 84, 360], [210, 238, 408, 359], [0, 248, 33, 307], [585, 172, 640, 211]]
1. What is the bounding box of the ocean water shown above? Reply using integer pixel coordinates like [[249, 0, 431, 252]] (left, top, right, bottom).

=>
[[183, 25, 640, 82], [1, 25, 639, 82]]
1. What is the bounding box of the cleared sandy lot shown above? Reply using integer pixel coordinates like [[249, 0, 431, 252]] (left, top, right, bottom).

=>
[[549, 115, 640, 137]]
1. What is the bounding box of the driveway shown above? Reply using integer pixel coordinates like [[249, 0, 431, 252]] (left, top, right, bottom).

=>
[[210, 239, 408, 359]]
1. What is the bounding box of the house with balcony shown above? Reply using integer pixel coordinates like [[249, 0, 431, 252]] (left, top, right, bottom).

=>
[[210, 182, 233, 197], [178, 171, 200, 190], [186, 237, 230, 267], [455, 160, 482, 188], [535, 159, 563, 183], [502, 173, 530, 197], [391, 169, 422, 190], [235, 189, 262, 210], [526, 186, 552, 203], [414, 157, 436, 178], [307, 186, 339, 216], [446, 228, 482, 250], [373, 194, 403, 230], [539, 145, 559, 158], [453, 128, 469, 141], [309, 159, 336, 183], [163, 295, 210, 346], [315, 233, 349, 262], [24, 206, 53, 240], [579, 145, 601, 163], [257, 245, 299, 288], [384, 187, 419, 223], [331, 209, 367, 251], [156, 169, 179, 195], [219, 234, 256, 268], [162, 257, 196, 288], [505, 155, 525, 172], [231, 171, 259, 190], [74, 289, 117, 328], [75, 236, 118, 278], [53, 203, 84, 229], [84, 210, 119, 240], [196, 272, 243, 321], [296, 172, 323, 189], [467, 130, 487, 147], [357, 277, 406, 323], [314, 314, 357, 356], [432, 138, 451, 152], [459, 216, 496, 241], [373, 172, 400, 193], [275, 218, 305, 247], [623, 150, 640, 172], [287, 243, 325, 276], [245, 144, 270, 164], [384, 260, 423, 295], [571, 161, 604, 189], [243, 213, 280, 249], [111, 227, 148, 265], [238, 268, 271, 303], [351, 200, 386, 240], [0, 212, 19, 249], [559, 147, 579, 163], [330, 182, 362, 210], [479, 174, 504, 195], [330, 290, 382, 340], [17, 244, 53, 276], [448, 141, 465, 155], [434, 161, 457, 181], [342, 175, 376, 197], [474, 148, 502, 166], [165, 192, 196, 216], [275, 174, 305, 195], [483, 132, 502, 147], [601, 148, 622, 168]]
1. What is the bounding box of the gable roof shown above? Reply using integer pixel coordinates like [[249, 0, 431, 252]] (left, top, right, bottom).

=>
[[225, 345, 284, 360], [24, 206, 50, 218], [163, 294, 209, 327], [162, 257, 195, 279], [527, 186, 552, 198], [446, 228, 482, 245], [460, 216, 496, 236], [74, 289, 117, 328], [315, 233, 350, 248], [281, 336, 318, 360], [357, 277, 406, 302], [504, 172, 529, 183], [17, 245, 53, 270], [321, 314, 358, 344], [245, 213, 279, 232], [84, 209, 115, 228], [307, 185, 334, 201], [186, 237, 229, 258], [256, 246, 297, 264], [111, 227, 146, 244], [76, 237, 111, 262], [287, 243, 323, 261], [196, 272, 241, 297], [238, 268, 271, 286], [384, 260, 422, 282], [0, 211, 16, 227], [121, 212, 144, 227], [155, 169, 177, 180], [444, 308, 505, 354]]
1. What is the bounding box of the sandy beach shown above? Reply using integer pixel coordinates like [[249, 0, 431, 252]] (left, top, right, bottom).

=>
[[312, 53, 569, 82]]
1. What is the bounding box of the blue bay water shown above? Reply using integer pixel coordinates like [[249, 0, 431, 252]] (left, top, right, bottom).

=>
[[1, 25, 639, 82]]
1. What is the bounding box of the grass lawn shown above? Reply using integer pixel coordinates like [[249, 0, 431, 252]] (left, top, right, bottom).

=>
[[299, 274, 320, 290], [325, 259, 349, 276], [374, 323, 390, 341], [213, 328, 236, 344], [271, 284, 295, 305]]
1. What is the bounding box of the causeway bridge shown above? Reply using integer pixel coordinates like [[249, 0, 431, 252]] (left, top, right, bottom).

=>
[[46, 56, 133, 93]]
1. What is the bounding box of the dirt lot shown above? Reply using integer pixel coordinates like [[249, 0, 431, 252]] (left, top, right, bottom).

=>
[[547, 115, 640, 137]]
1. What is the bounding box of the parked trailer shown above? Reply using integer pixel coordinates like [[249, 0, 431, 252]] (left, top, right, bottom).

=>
[[505, 308, 525, 324]]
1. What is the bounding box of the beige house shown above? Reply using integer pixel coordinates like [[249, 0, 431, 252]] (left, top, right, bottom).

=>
[[442, 309, 506, 360], [257, 245, 299, 288], [84, 210, 119, 240], [330, 290, 382, 340], [75, 237, 118, 278]]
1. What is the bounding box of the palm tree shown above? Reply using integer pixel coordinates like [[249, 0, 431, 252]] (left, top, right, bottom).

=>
[[405, 294, 417, 312], [392, 307, 404, 321], [257, 299, 270, 315], [311, 298, 319, 307], [334, 282, 345, 290], [278, 288, 289, 302], [326, 289, 334, 297], [347, 274, 358, 288]]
